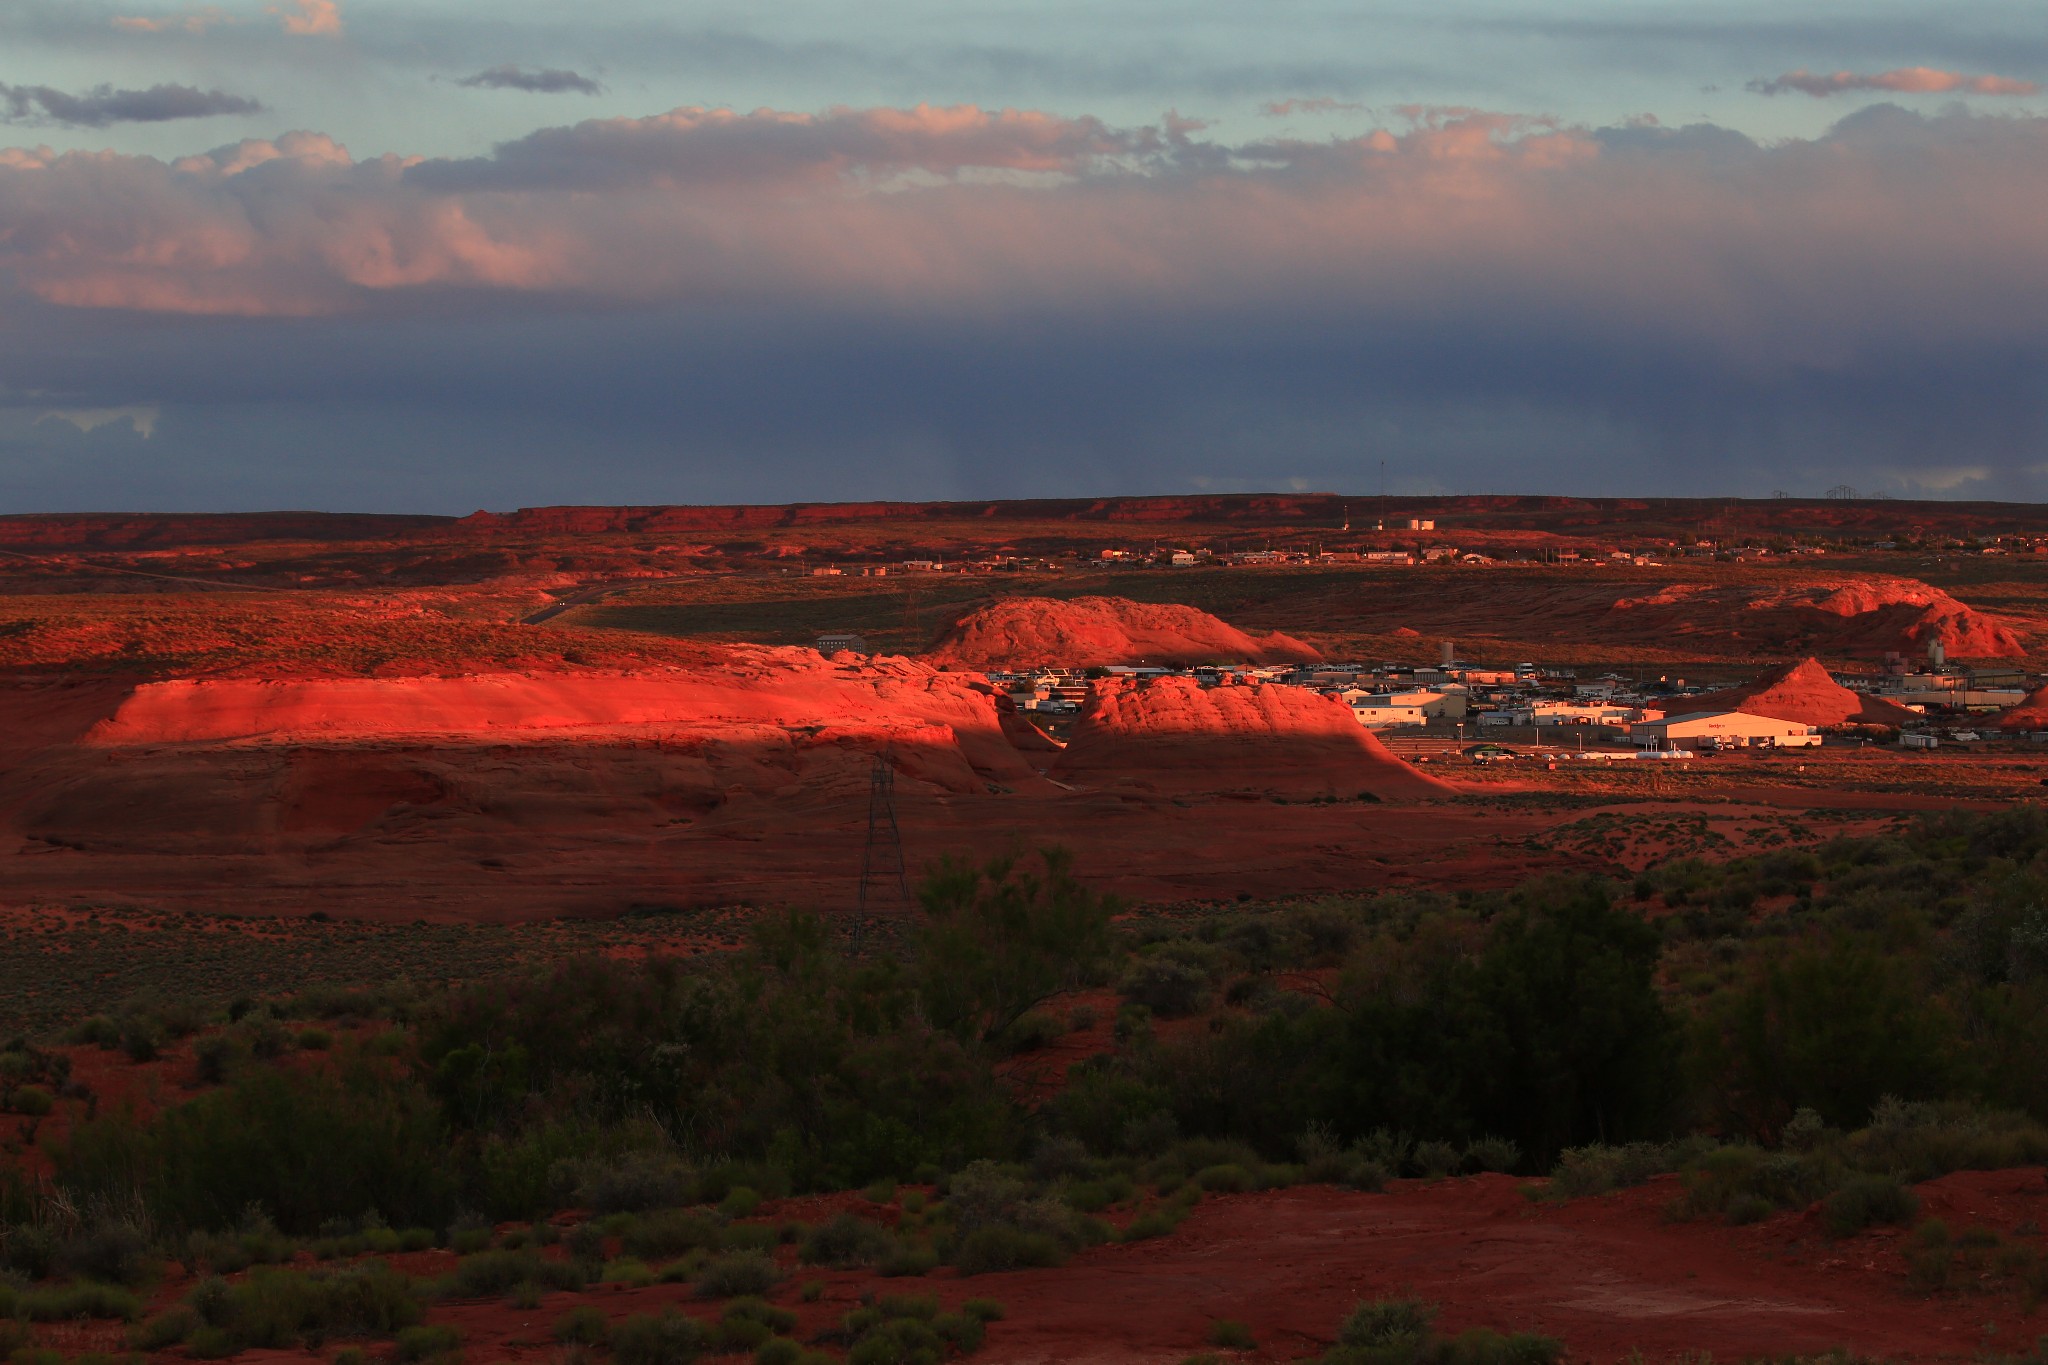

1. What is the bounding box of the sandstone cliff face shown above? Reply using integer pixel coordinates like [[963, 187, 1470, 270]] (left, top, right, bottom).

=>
[[1677, 658, 1920, 728], [926, 596, 1321, 669], [1049, 675, 1453, 800]]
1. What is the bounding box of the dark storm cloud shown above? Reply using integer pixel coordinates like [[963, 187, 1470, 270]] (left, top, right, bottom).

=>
[[455, 65, 603, 96], [0, 80, 262, 126]]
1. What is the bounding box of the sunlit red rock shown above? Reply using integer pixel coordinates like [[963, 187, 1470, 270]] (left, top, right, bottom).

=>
[[926, 595, 1320, 668]]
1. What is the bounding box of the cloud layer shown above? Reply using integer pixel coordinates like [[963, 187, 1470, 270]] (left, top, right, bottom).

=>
[[6, 99, 2048, 507], [1750, 67, 2040, 97], [457, 65, 604, 95], [0, 81, 263, 127]]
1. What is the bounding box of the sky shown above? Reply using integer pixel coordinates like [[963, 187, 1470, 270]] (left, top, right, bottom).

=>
[[2, 1, 2048, 512]]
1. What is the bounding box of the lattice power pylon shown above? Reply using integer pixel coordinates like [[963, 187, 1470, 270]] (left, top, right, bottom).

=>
[[857, 751, 909, 916]]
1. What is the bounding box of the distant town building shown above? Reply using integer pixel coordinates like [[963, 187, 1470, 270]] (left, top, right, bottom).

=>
[[1630, 711, 1822, 750], [816, 633, 870, 656]]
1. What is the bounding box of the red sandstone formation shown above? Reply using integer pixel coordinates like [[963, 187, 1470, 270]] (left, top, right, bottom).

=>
[[1995, 684, 2048, 731], [1679, 658, 1920, 728], [1049, 675, 1452, 800], [1608, 577, 2023, 658], [926, 596, 1320, 668]]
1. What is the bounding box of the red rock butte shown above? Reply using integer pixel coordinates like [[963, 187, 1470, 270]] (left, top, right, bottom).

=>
[[1050, 674, 1454, 801], [1679, 658, 1921, 728], [926, 596, 1321, 669], [1995, 683, 2048, 731]]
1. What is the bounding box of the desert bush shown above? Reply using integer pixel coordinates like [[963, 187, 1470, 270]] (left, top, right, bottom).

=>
[[7, 1085, 53, 1117], [555, 1305, 611, 1345], [915, 848, 1119, 1047], [1822, 1174, 1919, 1238], [1547, 1140, 1704, 1200], [1325, 1297, 1561, 1365], [19, 1281, 142, 1322], [394, 1322, 462, 1361], [1121, 956, 1212, 1019], [1209, 1319, 1255, 1349], [440, 1248, 583, 1299], [622, 1208, 724, 1260], [570, 1150, 696, 1214], [1413, 1141, 1460, 1180], [132, 1304, 201, 1350], [57, 1059, 457, 1235], [694, 1250, 779, 1298], [183, 1262, 424, 1352], [952, 1224, 1065, 1275], [613, 1309, 709, 1365], [1463, 1137, 1520, 1174]]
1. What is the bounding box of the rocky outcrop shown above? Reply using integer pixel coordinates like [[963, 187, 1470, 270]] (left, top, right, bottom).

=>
[[1677, 658, 1920, 728], [1049, 675, 1452, 800], [926, 597, 1320, 669]]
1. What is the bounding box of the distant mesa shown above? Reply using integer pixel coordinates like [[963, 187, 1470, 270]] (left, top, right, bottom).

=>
[[1049, 675, 1453, 801], [1679, 658, 1920, 728], [926, 596, 1321, 669]]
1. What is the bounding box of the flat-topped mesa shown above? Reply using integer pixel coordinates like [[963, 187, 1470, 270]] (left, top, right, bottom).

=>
[[1049, 675, 1454, 801], [926, 596, 1321, 670], [1678, 658, 1920, 728]]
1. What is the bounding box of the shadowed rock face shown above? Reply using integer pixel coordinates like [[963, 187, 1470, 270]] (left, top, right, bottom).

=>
[[925, 596, 1321, 669], [1679, 658, 1920, 728], [1050, 675, 1453, 801]]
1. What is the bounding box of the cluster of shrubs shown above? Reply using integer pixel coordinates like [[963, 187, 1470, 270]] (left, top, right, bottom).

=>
[[1319, 1297, 1561, 1365], [9, 816, 2048, 1359]]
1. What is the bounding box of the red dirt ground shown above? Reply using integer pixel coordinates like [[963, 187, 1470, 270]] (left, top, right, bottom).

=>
[[38, 1170, 2038, 1365]]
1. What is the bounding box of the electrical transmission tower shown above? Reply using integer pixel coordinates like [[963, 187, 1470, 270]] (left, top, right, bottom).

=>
[[857, 752, 909, 918]]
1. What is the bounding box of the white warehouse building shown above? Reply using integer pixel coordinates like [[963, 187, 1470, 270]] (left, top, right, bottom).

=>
[[1630, 710, 1822, 751]]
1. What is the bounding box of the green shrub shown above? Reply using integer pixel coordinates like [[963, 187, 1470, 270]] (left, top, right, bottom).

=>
[[59, 1218, 154, 1286], [179, 1262, 424, 1352], [1413, 1141, 1460, 1180], [1823, 1174, 1919, 1238], [8, 1085, 53, 1117], [880, 1240, 940, 1277], [961, 1298, 1006, 1322], [19, 1281, 143, 1322], [613, 1309, 708, 1365], [441, 1248, 583, 1299], [296, 1028, 333, 1052], [800, 1212, 896, 1267], [555, 1305, 610, 1346], [394, 1322, 462, 1361], [953, 1225, 1064, 1275], [1209, 1319, 1255, 1349], [720, 1186, 763, 1219], [131, 1305, 200, 1349], [694, 1250, 780, 1299], [1337, 1297, 1434, 1351], [1463, 1137, 1520, 1175], [755, 1338, 803, 1365], [1194, 1164, 1254, 1194], [623, 1208, 724, 1260]]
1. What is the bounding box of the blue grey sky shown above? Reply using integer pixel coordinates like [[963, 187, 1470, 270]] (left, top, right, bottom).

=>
[[2, 0, 2047, 510]]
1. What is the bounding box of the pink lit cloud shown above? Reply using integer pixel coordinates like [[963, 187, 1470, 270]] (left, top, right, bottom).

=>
[[1, 100, 2047, 392], [269, 0, 341, 37], [1750, 67, 2039, 98], [112, 8, 233, 34]]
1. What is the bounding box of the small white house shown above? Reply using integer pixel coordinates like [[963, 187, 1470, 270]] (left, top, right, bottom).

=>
[[1629, 710, 1822, 750]]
